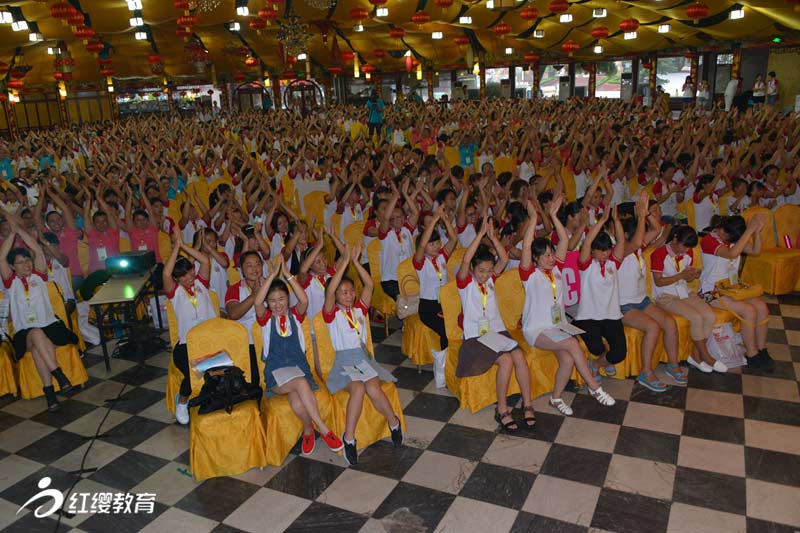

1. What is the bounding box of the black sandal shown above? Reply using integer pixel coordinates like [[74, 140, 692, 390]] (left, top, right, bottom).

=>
[[523, 406, 536, 428], [495, 409, 519, 432]]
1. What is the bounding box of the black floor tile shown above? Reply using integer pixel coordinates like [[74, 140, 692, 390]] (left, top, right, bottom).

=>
[[352, 441, 424, 480], [591, 488, 671, 533], [766, 329, 787, 344], [372, 481, 456, 531], [16, 429, 87, 464], [459, 462, 535, 510], [790, 346, 800, 363], [285, 501, 368, 533], [402, 392, 460, 422], [174, 449, 191, 466], [80, 499, 168, 533], [511, 512, 588, 533], [265, 456, 345, 500], [391, 366, 434, 391], [6, 513, 74, 532], [511, 411, 564, 443], [766, 303, 781, 316], [98, 415, 169, 449], [741, 360, 797, 380], [746, 517, 799, 533], [672, 466, 746, 515], [777, 294, 800, 305], [91, 450, 168, 492], [210, 525, 251, 533], [540, 444, 612, 487], [569, 393, 629, 425], [0, 466, 79, 506], [80, 352, 106, 368], [745, 447, 800, 487], [373, 344, 407, 365], [686, 370, 743, 394], [0, 411, 25, 432], [29, 400, 98, 428], [369, 324, 389, 343], [781, 316, 800, 331], [427, 424, 496, 461], [109, 387, 163, 415], [109, 364, 168, 387], [175, 476, 261, 522], [682, 410, 745, 445], [743, 396, 800, 426], [629, 380, 687, 409], [613, 426, 681, 464]]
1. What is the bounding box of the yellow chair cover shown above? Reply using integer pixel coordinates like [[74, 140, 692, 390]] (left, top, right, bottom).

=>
[[47, 282, 86, 352], [158, 232, 172, 265], [561, 167, 577, 202], [494, 156, 515, 176], [0, 343, 18, 397], [446, 247, 465, 280], [119, 237, 131, 253], [312, 314, 405, 450], [444, 146, 462, 171], [227, 265, 241, 285], [252, 321, 336, 466], [186, 318, 268, 480], [719, 192, 732, 216], [303, 191, 328, 226], [281, 174, 297, 210], [77, 240, 89, 277], [741, 207, 800, 294], [165, 291, 219, 415], [775, 204, 800, 249], [397, 258, 437, 366], [367, 239, 396, 334]]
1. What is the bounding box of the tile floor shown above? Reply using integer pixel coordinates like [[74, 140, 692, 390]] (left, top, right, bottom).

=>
[[1, 295, 800, 532]]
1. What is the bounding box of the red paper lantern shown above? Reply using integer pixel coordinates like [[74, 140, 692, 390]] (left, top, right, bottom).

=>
[[619, 18, 640, 32], [341, 51, 355, 62], [389, 27, 405, 38], [453, 36, 470, 46], [0, 94, 6, 102], [245, 56, 259, 67], [147, 54, 162, 64], [85, 41, 104, 54], [520, 7, 540, 20], [435, 0, 454, 7], [0, 62, 8, 75], [493, 22, 512, 36], [54, 72, 64, 81], [328, 66, 342, 75], [50, 1, 72, 20], [369, 0, 387, 5], [9, 69, 26, 80], [591, 26, 609, 39], [233, 72, 247, 82], [350, 7, 369, 20], [174, 0, 191, 10], [685, 2, 710, 23], [562, 40, 579, 57], [98, 57, 113, 65], [373, 49, 387, 59], [177, 15, 197, 28], [285, 55, 298, 66], [250, 18, 267, 30], [74, 26, 96, 40], [361, 64, 375, 74], [411, 11, 430, 25], [7, 80, 23, 90], [100, 68, 114, 76], [524, 52, 540, 63], [549, 0, 569, 14], [67, 12, 85, 26]]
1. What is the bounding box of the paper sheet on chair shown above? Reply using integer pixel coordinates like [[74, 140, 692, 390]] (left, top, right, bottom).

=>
[[271, 366, 305, 387], [191, 351, 234, 374], [341, 362, 378, 382], [476, 332, 519, 353], [542, 323, 585, 343]]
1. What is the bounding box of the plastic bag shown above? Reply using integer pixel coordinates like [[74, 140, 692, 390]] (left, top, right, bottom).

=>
[[433, 349, 446, 389], [707, 322, 746, 369]]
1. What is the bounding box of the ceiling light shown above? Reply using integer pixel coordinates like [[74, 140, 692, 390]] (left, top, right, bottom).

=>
[[432, 31, 443, 39], [533, 29, 545, 38], [0, 12, 12, 24], [28, 32, 43, 42], [729, 8, 744, 19], [487, 0, 495, 9], [11, 20, 28, 31], [594, 45, 603, 54], [135, 30, 147, 40], [127, 0, 143, 10], [459, 16, 472, 24], [593, 8, 607, 18], [297, 52, 307, 60], [354, 24, 364, 31], [505, 47, 513, 55], [404, 50, 412, 57], [107, 85, 115, 93], [228, 21, 240, 31], [236, 6, 249, 16], [559, 13, 572, 23], [129, 16, 143, 27], [624, 31, 637, 40], [9, 93, 19, 103], [658, 24, 670, 33], [47, 46, 55, 55], [377, 7, 388, 16]]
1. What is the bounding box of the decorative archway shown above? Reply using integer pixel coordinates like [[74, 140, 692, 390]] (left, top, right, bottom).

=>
[[282, 79, 324, 116], [234, 81, 270, 111]]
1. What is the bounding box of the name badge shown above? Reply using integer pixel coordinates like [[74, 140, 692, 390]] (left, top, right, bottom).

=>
[[97, 246, 107, 261], [25, 308, 37, 323], [138, 244, 148, 251], [551, 304, 563, 325], [478, 317, 490, 336]]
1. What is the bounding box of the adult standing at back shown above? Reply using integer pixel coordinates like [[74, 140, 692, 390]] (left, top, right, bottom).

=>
[[366, 90, 385, 141], [766, 71, 780, 107], [724, 77, 741, 112]]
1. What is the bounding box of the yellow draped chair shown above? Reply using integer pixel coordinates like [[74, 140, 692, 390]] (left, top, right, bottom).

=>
[[494, 156, 515, 176], [280, 174, 298, 211], [740, 207, 800, 294], [439, 279, 521, 413], [77, 240, 90, 277], [312, 314, 405, 450], [0, 343, 17, 397], [303, 191, 328, 228], [561, 167, 577, 202], [446, 247, 465, 280], [367, 239, 396, 337], [48, 281, 86, 353], [119, 237, 131, 253], [719, 192, 732, 216], [775, 204, 800, 249], [186, 318, 268, 480], [397, 258, 437, 367], [252, 320, 336, 466], [227, 265, 241, 285], [164, 291, 220, 415], [444, 146, 462, 171], [343, 220, 366, 295], [158, 232, 172, 267], [12, 282, 88, 399]]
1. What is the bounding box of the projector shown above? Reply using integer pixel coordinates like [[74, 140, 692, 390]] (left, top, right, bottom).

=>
[[106, 251, 156, 275]]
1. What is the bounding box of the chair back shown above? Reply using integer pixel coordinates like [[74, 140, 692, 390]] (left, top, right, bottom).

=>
[[77, 240, 90, 277], [367, 239, 396, 315], [494, 156, 514, 176], [119, 237, 132, 253], [742, 207, 777, 250], [303, 191, 328, 227], [186, 318, 250, 398], [312, 312, 374, 382], [774, 204, 800, 249], [397, 257, 419, 297], [158, 232, 172, 265], [446, 247, 465, 280], [439, 280, 463, 341], [343, 221, 367, 250], [718, 191, 732, 216], [494, 269, 524, 331]]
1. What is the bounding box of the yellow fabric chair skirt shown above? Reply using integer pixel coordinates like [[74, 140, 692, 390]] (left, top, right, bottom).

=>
[[329, 382, 406, 450], [0, 344, 18, 397], [165, 358, 182, 415], [15, 344, 88, 399], [742, 249, 800, 295], [401, 315, 437, 366]]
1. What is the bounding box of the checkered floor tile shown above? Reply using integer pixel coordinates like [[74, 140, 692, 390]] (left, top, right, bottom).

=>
[[2, 295, 800, 532]]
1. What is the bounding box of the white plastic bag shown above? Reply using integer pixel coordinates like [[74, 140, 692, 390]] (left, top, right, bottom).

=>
[[707, 322, 746, 369], [432, 349, 446, 389], [76, 301, 100, 346]]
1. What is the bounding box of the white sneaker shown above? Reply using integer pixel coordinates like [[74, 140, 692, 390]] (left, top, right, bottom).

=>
[[589, 386, 616, 406], [712, 360, 728, 373], [175, 394, 189, 425], [687, 357, 713, 373], [549, 397, 573, 416]]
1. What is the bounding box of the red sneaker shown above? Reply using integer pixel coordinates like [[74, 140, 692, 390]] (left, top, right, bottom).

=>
[[301, 433, 316, 455], [321, 431, 344, 452]]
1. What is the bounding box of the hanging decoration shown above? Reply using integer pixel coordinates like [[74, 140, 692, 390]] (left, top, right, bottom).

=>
[[350, 7, 369, 21], [524, 52, 540, 64], [591, 26, 609, 39], [389, 27, 405, 39], [562, 40, 579, 57], [373, 49, 387, 59], [520, 7, 539, 20], [548, 0, 569, 14], [411, 11, 430, 26], [276, 9, 312, 57], [454, 36, 469, 46], [85, 40, 104, 54], [434, 0, 454, 7], [258, 7, 279, 24], [250, 18, 267, 32], [685, 2, 710, 23], [245, 56, 259, 67], [619, 18, 640, 32], [493, 22, 512, 36]]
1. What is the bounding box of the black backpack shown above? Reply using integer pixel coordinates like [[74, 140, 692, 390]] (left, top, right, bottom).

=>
[[187, 366, 262, 415]]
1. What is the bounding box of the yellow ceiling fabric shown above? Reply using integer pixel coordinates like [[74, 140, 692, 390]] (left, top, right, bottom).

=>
[[0, 0, 797, 85]]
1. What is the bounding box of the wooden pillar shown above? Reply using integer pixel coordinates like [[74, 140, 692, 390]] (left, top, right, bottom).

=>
[[108, 91, 119, 119], [479, 61, 486, 100], [375, 73, 382, 99], [588, 64, 596, 98], [731, 47, 742, 80], [2, 100, 18, 139], [690, 54, 699, 103], [57, 90, 68, 125], [221, 82, 232, 112], [426, 69, 434, 102], [631, 58, 639, 98], [509, 66, 515, 98], [568, 62, 576, 97], [272, 77, 281, 110], [323, 75, 333, 106], [166, 91, 175, 114], [532, 64, 540, 100]]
